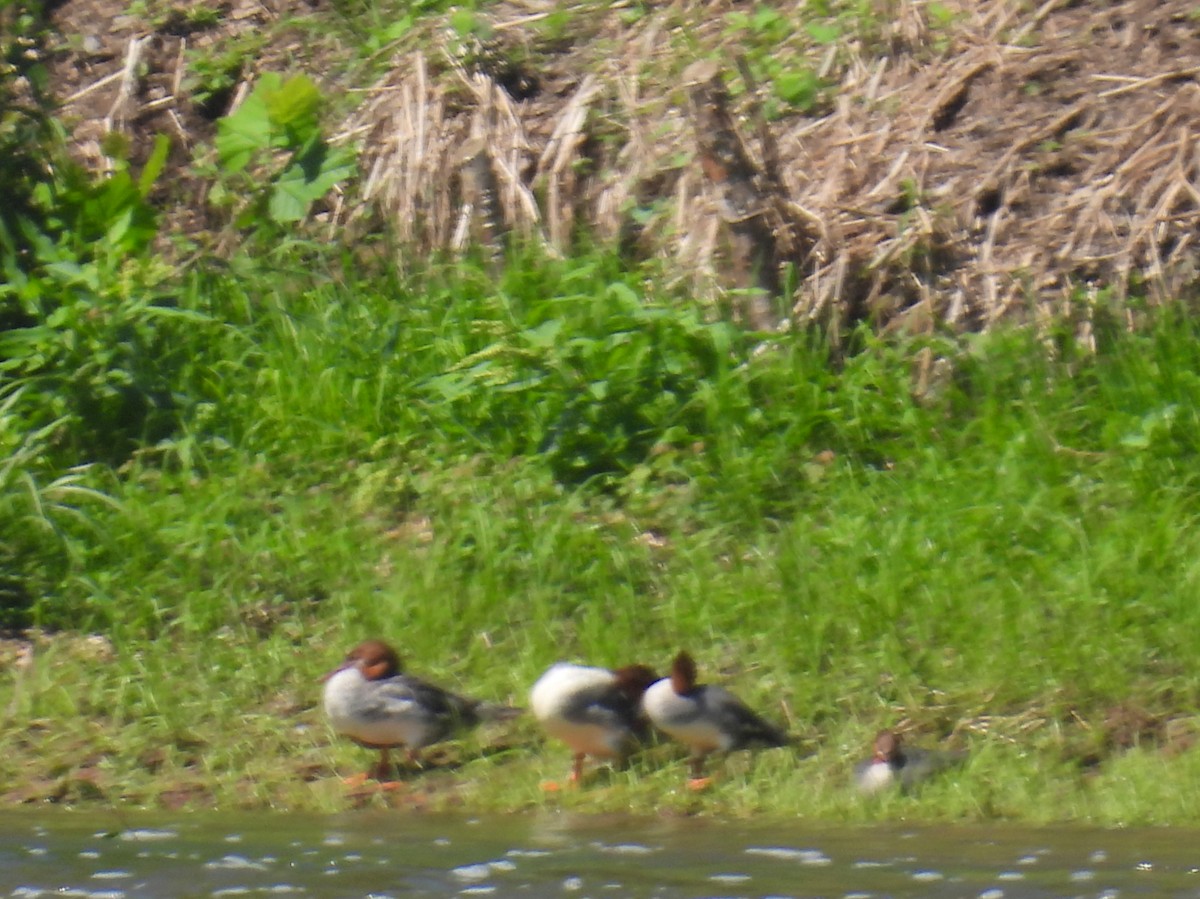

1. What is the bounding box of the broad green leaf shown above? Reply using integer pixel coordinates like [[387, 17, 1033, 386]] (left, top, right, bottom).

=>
[[266, 75, 322, 147], [268, 143, 356, 223], [216, 74, 281, 171]]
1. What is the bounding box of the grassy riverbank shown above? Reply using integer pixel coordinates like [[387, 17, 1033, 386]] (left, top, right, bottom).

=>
[[5, 0, 1200, 823], [4, 244, 1200, 823]]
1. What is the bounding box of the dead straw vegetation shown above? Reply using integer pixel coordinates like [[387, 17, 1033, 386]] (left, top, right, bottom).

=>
[[47, 0, 1200, 335]]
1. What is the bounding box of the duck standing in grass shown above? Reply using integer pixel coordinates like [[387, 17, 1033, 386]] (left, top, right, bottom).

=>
[[322, 639, 522, 785], [855, 728, 965, 794], [530, 661, 660, 789], [642, 650, 789, 789]]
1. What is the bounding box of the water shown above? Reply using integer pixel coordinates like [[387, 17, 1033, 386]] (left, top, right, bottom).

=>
[[2, 812, 1199, 898]]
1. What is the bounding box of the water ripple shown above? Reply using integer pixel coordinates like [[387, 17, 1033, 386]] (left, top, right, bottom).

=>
[[4, 815, 1200, 899]]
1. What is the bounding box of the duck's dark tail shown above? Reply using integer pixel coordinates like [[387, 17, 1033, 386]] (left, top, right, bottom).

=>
[[748, 717, 791, 749], [728, 705, 791, 749]]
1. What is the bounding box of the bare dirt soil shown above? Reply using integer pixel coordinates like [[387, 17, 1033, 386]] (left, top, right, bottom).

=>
[[42, 0, 1200, 335]]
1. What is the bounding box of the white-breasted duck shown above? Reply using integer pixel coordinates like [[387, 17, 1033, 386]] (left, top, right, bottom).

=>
[[642, 650, 789, 789], [530, 661, 659, 788], [322, 639, 521, 784]]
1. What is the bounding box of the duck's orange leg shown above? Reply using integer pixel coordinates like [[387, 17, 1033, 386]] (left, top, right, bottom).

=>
[[541, 753, 586, 792], [686, 755, 713, 791]]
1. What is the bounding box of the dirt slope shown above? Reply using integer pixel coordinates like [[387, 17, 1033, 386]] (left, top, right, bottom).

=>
[[44, 0, 1200, 333]]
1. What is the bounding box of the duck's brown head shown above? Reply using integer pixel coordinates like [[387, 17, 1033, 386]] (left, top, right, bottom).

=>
[[613, 664, 659, 700], [872, 729, 902, 763], [669, 650, 698, 696], [325, 639, 402, 682]]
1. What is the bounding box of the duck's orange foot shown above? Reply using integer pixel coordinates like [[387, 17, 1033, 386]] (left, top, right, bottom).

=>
[[686, 776, 714, 792], [344, 775, 406, 795], [540, 780, 564, 792]]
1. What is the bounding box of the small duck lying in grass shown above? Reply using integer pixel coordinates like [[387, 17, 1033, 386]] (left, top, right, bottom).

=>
[[855, 728, 966, 794], [322, 639, 521, 786], [530, 661, 660, 789], [642, 650, 790, 789]]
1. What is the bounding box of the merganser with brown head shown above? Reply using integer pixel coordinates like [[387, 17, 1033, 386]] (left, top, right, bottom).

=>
[[322, 639, 521, 784], [642, 650, 789, 789], [855, 728, 965, 794], [530, 662, 659, 788]]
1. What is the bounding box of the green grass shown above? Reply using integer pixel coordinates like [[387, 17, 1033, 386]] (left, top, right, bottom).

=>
[[4, 246, 1200, 821]]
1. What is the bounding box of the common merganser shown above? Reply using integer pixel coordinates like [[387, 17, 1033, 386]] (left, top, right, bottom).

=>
[[530, 662, 659, 788], [642, 650, 789, 788], [855, 729, 965, 794], [322, 639, 521, 783]]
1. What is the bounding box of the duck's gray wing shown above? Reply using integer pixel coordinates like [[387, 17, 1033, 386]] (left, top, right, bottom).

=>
[[373, 675, 484, 741], [548, 682, 643, 741], [700, 686, 789, 748], [896, 746, 966, 790]]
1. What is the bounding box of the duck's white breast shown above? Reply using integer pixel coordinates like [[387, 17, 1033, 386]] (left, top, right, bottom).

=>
[[856, 760, 895, 794], [642, 679, 728, 752]]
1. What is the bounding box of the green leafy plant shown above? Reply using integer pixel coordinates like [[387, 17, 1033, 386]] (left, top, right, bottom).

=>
[[724, 4, 832, 115], [0, 131, 208, 467], [423, 271, 747, 485], [213, 73, 357, 227]]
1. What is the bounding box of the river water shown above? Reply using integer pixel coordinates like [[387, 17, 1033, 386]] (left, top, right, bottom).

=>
[[2, 811, 1198, 898]]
